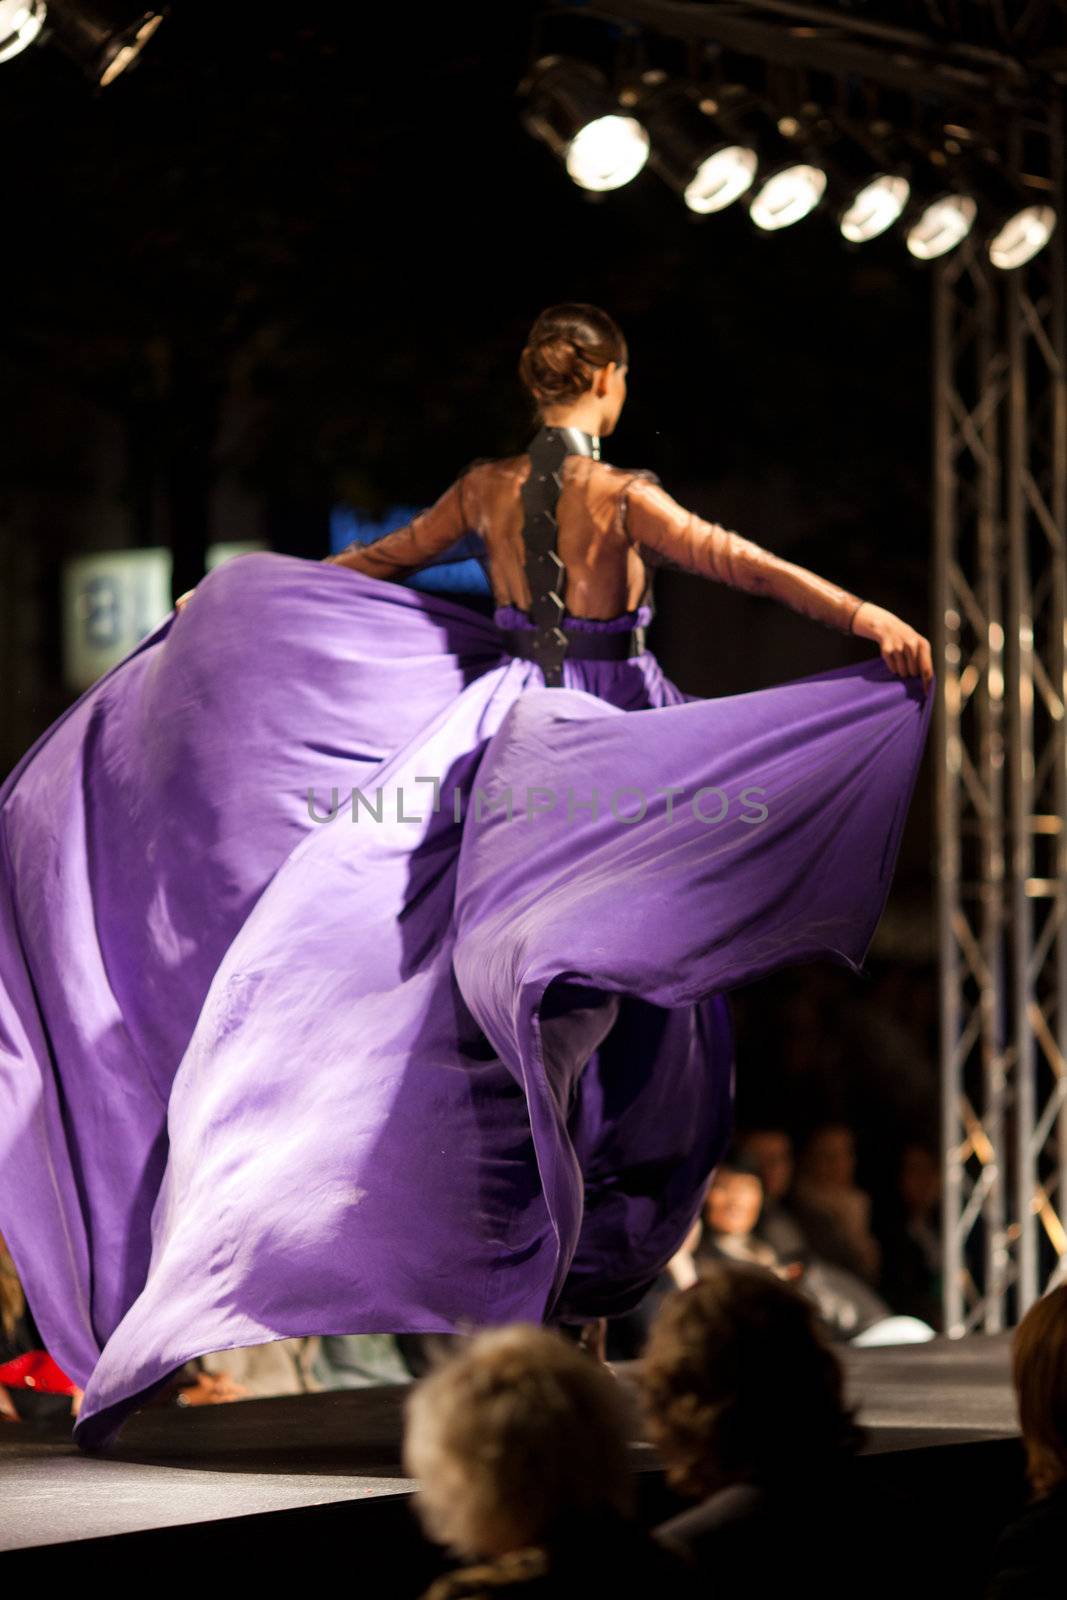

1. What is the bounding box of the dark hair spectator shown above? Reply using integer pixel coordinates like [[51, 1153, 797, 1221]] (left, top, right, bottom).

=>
[[640, 1260, 917, 1596], [640, 1260, 862, 1500], [792, 1122, 882, 1284], [874, 1141, 943, 1330], [735, 1124, 811, 1260], [986, 1284, 1067, 1599]]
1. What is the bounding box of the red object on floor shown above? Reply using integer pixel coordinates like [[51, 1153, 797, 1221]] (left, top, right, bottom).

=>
[[0, 1350, 78, 1394]]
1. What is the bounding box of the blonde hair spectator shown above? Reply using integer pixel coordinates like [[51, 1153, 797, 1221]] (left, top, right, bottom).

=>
[[401, 1323, 635, 1560]]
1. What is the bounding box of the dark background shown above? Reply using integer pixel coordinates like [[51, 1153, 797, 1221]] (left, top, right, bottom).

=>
[[0, 3, 939, 1189]]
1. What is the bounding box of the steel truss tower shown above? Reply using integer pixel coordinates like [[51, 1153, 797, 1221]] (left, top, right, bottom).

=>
[[935, 95, 1067, 1331]]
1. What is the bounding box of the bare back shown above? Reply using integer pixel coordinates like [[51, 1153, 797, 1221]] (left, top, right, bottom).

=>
[[326, 451, 867, 636], [462, 454, 656, 617]]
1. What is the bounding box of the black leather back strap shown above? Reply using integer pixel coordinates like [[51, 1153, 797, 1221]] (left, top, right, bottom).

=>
[[519, 426, 599, 686], [503, 626, 641, 662]]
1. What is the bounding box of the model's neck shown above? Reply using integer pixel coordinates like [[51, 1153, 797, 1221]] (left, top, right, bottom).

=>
[[530, 423, 601, 461]]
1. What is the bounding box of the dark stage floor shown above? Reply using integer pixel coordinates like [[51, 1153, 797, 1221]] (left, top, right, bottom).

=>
[[0, 1333, 1027, 1590]]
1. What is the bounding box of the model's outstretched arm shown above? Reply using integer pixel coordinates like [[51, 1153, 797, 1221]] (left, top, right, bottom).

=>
[[321, 472, 471, 580], [622, 476, 933, 692]]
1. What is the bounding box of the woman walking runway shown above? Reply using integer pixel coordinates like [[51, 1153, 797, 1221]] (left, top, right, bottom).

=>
[[0, 303, 933, 1448]]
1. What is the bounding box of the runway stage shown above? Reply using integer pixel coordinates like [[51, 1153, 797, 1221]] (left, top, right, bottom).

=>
[[0, 1334, 1027, 1593]]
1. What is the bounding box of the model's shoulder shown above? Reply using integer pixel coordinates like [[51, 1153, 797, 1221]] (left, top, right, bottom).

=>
[[462, 452, 527, 479], [586, 459, 663, 493]]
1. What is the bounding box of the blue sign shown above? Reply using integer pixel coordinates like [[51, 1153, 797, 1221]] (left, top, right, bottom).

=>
[[329, 505, 492, 596]]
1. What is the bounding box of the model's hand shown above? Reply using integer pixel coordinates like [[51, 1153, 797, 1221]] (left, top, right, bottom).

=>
[[174, 589, 196, 614], [852, 602, 933, 693]]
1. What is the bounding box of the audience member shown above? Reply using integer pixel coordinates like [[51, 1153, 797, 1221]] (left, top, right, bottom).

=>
[[735, 1124, 811, 1259], [402, 1323, 699, 1598], [695, 1149, 912, 1343], [986, 1284, 1067, 1599], [875, 1141, 943, 1330], [0, 1233, 81, 1425], [151, 1359, 251, 1408], [200, 1336, 322, 1397], [640, 1261, 913, 1597], [695, 1149, 782, 1273], [792, 1123, 882, 1284], [315, 1333, 413, 1387]]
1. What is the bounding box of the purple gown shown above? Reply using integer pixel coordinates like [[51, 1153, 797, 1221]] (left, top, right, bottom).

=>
[[0, 552, 934, 1448]]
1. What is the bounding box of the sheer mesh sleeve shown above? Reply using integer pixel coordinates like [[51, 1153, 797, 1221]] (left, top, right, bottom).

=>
[[324, 468, 474, 581], [620, 475, 867, 635]]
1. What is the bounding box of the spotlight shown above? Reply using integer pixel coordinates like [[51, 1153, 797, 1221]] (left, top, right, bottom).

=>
[[520, 55, 649, 193], [906, 192, 977, 260], [901, 154, 977, 260], [841, 174, 912, 242], [958, 149, 1057, 269], [47, 1, 165, 88], [642, 84, 757, 215], [749, 165, 825, 230], [711, 97, 826, 231], [807, 129, 911, 243], [0, 0, 44, 61], [989, 203, 1056, 270]]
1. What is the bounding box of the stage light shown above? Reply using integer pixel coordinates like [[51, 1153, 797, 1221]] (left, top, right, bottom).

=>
[[749, 163, 826, 230], [642, 85, 757, 214], [956, 149, 1057, 269], [803, 127, 912, 242], [567, 114, 648, 192], [840, 175, 911, 242], [520, 55, 649, 193], [905, 192, 977, 259], [709, 97, 826, 231], [0, 0, 45, 63], [988, 204, 1056, 270], [898, 152, 978, 260], [47, 1, 165, 87]]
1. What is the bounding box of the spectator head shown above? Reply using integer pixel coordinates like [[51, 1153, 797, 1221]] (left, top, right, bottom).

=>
[[401, 1323, 635, 1559], [1012, 1283, 1067, 1498], [898, 1143, 940, 1218], [703, 1149, 764, 1238], [798, 1123, 857, 1189], [639, 1260, 862, 1500], [736, 1126, 794, 1201]]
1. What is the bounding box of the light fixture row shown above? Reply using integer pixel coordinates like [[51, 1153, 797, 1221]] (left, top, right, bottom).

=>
[[519, 57, 1057, 270], [0, 0, 165, 87]]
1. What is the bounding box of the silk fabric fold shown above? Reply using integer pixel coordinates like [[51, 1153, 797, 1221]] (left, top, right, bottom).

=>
[[0, 553, 933, 1448]]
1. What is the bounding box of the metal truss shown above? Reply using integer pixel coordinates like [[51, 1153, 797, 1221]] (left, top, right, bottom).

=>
[[544, 0, 1067, 1331], [935, 95, 1067, 1332]]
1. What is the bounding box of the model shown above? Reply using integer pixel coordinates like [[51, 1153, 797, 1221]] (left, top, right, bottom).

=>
[[0, 303, 933, 1449]]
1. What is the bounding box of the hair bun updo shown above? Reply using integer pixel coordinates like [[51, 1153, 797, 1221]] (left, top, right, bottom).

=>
[[518, 302, 628, 412]]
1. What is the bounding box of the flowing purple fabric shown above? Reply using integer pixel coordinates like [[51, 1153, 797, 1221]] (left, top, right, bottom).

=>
[[0, 552, 933, 1449]]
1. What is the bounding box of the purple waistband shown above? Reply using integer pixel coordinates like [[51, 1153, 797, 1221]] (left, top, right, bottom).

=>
[[495, 604, 652, 635]]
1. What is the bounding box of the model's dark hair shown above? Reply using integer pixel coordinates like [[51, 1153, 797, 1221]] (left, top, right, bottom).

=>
[[518, 302, 628, 413]]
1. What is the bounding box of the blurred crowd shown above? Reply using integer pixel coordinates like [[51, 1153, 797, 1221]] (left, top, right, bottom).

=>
[[5, 956, 1065, 1595], [3, 1227, 1065, 1599]]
